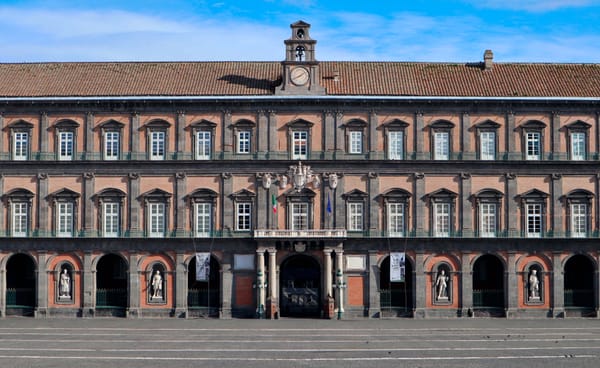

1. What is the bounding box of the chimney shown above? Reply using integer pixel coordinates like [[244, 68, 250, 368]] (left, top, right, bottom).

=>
[[483, 49, 493, 70]]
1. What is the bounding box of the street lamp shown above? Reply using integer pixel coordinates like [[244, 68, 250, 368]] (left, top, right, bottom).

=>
[[332, 268, 346, 319]]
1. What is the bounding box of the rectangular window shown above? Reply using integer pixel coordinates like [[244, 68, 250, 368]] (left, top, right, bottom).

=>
[[291, 203, 309, 230], [58, 131, 74, 161], [526, 203, 542, 237], [12, 202, 28, 237], [236, 203, 252, 231], [349, 131, 362, 154], [57, 202, 73, 237], [434, 202, 450, 237], [104, 131, 120, 160], [103, 202, 119, 237], [237, 131, 251, 154], [571, 203, 587, 237], [150, 131, 165, 160], [348, 202, 363, 231], [434, 132, 449, 160], [195, 203, 211, 237], [479, 203, 496, 237], [571, 132, 586, 161], [526, 132, 541, 160], [149, 203, 165, 237], [388, 203, 405, 236], [196, 131, 211, 160], [388, 131, 404, 160], [292, 131, 308, 159], [13, 132, 29, 161], [480, 131, 496, 160]]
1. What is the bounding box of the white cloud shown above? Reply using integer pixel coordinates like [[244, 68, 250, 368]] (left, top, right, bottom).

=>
[[466, 0, 597, 12]]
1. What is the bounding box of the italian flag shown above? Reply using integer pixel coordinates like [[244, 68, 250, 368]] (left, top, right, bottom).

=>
[[272, 194, 277, 214]]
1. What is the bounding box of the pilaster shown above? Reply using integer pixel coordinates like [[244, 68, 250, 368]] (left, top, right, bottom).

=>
[[367, 250, 380, 318], [85, 112, 94, 159], [223, 110, 233, 153], [505, 173, 518, 236], [323, 111, 335, 155], [414, 173, 425, 236], [83, 172, 95, 236], [128, 173, 140, 233], [220, 261, 233, 319], [174, 252, 187, 318], [127, 253, 140, 318], [222, 173, 233, 232], [551, 173, 563, 236], [461, 252, 473, 316], [335, 111, 344, 155], [414, 251, 426, 318], [415, 112, 425, 159], [37, 173, 49, 234], [368, 110, 378, 157], [461, 113, 471, 158], [83, 252, 95, 316], [175, 172, 187, 234], [40, 112, 49, 153], [368, 172, 379, 233], [552, 252, 564, 317], [35, 251, 48, 317], [176, 111, 186, 157], [506, 112, 516, 159], [506, 252, 517, 317], [256, 174, 268, 230], [334, 175, 345, 229], [268, 111, 278, 153], [0, 174, 4, 234], [460, 173, 472, 236], [0, 113, 4, 152], [551, 112, 561, 159], [258, 111, 268, 156], [130, 113, 140, 153]]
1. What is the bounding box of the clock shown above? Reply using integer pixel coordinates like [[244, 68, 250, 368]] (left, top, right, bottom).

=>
[[290, 67, 310, 86]]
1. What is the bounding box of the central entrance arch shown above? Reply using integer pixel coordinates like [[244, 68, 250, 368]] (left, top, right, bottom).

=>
[[280, 254, 321, 317], [473, 254, 505, 315], [96, 254, 128, 315], [6, 253, 36, 316]]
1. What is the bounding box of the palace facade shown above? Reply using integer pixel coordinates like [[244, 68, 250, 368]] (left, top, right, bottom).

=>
[[1, 21, 599, 318]]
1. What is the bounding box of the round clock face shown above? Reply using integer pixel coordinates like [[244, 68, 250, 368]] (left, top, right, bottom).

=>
[[290, 67, 309, 86]]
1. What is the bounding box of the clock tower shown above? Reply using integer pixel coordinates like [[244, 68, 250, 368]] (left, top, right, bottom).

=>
[[276, 21, 326, 95]]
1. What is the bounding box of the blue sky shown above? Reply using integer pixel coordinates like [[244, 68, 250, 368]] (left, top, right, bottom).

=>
[[1, 0, 599, 63]]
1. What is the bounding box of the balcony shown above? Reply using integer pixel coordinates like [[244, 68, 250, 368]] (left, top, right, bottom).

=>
[[254, 229, 347, 239]]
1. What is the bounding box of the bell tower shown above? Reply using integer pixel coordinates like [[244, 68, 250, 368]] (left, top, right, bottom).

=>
[[276, 20, 326, 95]]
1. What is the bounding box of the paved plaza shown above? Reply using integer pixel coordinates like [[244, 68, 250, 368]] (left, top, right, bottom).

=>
[[0, 317, 598, 368]]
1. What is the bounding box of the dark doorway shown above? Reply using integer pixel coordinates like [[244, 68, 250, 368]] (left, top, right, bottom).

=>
[[6, 253, 36, 316], [96, 254, 128, 313], [379, 256, 414, 314], [280, 255, 321, 317], [473, 254, 505, 313], [188, 255, 220, 316], [564, 255, 594, 310]]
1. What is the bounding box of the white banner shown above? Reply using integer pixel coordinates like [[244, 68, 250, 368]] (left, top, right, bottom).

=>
[[390, 252, 405, 282], [195, 253, 211, 281]]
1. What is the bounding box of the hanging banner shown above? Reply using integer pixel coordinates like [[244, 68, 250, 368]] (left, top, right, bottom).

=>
[[390, 252, 405, 282], [195, 253, 211, 281]]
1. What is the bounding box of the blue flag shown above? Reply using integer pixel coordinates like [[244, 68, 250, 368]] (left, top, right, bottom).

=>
[[327, 193, 332, 215]]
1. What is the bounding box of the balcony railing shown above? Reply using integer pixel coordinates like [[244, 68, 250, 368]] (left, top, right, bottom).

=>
[[254, 229, 347, 238], [2, 150, 599, 162]]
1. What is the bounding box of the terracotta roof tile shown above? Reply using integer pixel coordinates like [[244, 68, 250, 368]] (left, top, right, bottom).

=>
[[0, 61, 599, 98]]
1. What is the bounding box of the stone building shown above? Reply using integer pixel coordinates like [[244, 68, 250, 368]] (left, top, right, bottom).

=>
[[0, 21, 599, 318]]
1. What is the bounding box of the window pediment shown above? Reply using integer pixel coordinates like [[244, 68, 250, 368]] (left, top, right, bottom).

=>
[[92, 188, 126, 201], [189, 119, 217, 130], [473, 188, 503, 200], [4, 119, 34, 131], [96, 119, 125, 131], [518, 120, 546, 131], [2, 188, 34, 202], [342, 189, 368, 200], [518, 189, 548, 202], [565, 120, 591, 131], [343, 119, 367, 129], [143, 119, 171, 130], [232, 119, 256, 129], [286, 118, 314, 129], [47, 188, 80, 201], [429, 120, 455, 130], [381, 119, 409, 130], [54, 119, 80, 130], [474, 120, 501, 130], [563, 189, 594, 203], [139, 188, 172, 201], [187, 188, 218, 202], [426, 188, 457, 201], [229, 189, 256, 200], [285, 187, 316, 200]]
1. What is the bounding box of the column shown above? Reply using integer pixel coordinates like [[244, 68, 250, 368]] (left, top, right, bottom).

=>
[[127, 253, 140, 318], [414, 251, 426, 318], [83, 172, 95, 236], [176, 111, 186, 158], [175, 172, 187, 236], [334, 250, 345, 318], [174, 252, 187, 318], [551, 173, 563, 236], [461, 252, 473, 317], [324, 249, 333, 299], [505, 173, 518, 236], [220, 261, 233, 319], [267, 248, 278, 319], [460, 173, 472, 237], [506, 252, 517, 317], [367, 250, 380, 318], [552, 252, 564, 318], [85, 112, 94, 159], [256, 249, 266, 318], [35, 251, 48, 317], [414, 173, 425, 236], [83, 252, 95, 317]]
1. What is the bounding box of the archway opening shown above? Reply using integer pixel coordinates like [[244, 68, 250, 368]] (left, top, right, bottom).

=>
[[96, 254, 128, 312], [280, 254, 321, 317], [6, 253, 36, 316], [379, 256, 414, 314], [564, 255, 594, 310], [188, 255, 220, 316], [473, 254, 505, 313]]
